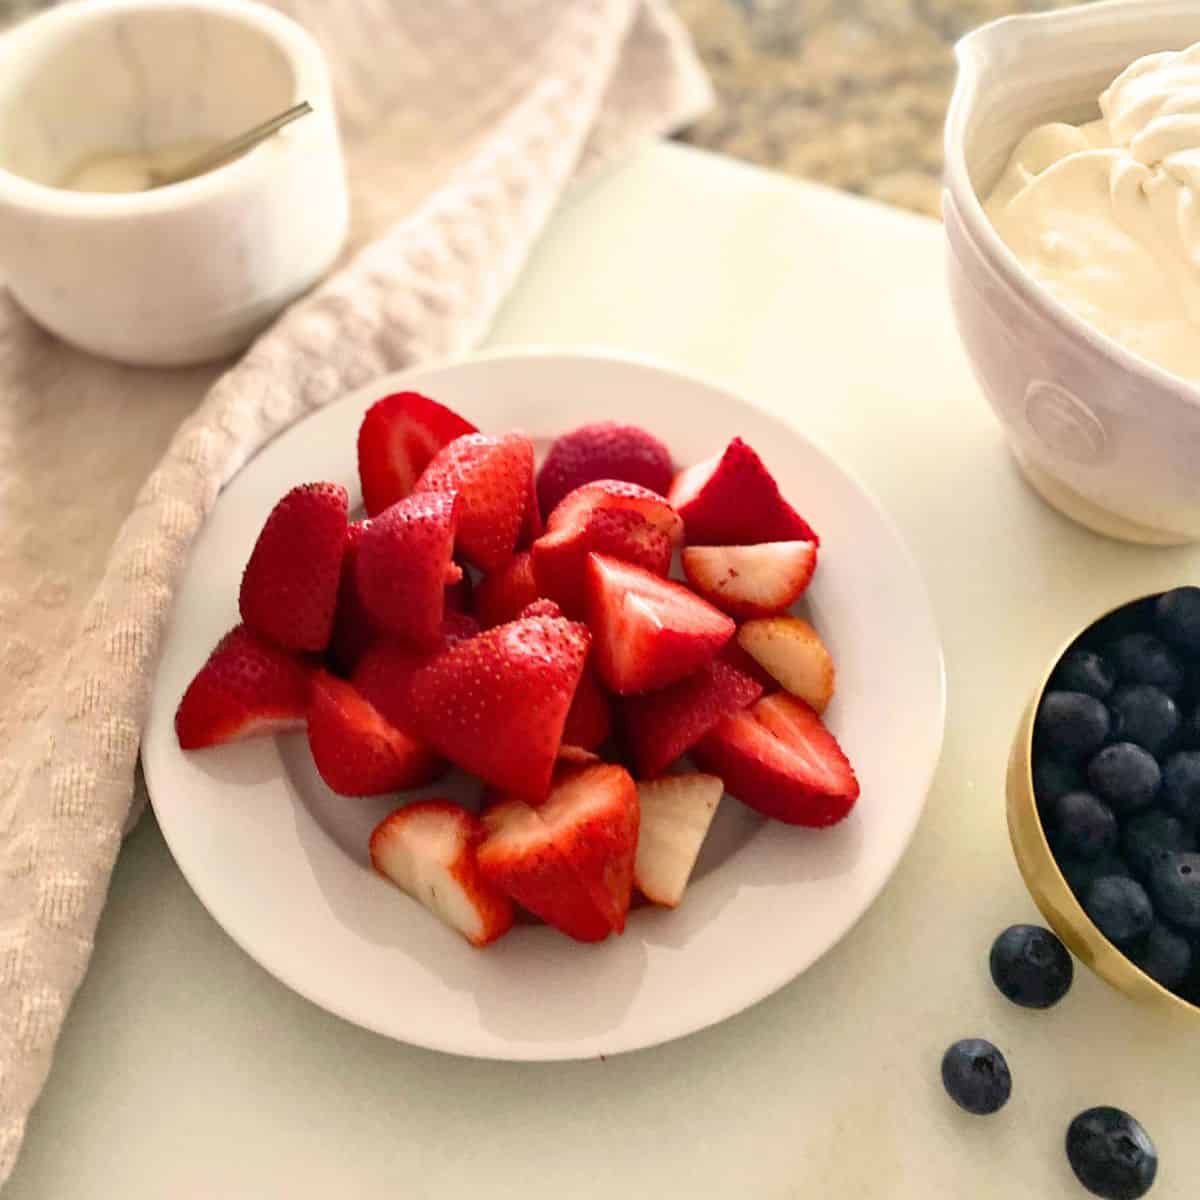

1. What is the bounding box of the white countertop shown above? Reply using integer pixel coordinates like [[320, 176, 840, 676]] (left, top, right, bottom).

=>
[[10, 142, 1200, 1199]]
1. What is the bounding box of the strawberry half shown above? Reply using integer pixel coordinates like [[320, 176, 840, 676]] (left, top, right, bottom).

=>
[[405, 614, 591, 798], [536, 422, 674, 520], [415, 432, 534, 573], [478, 763, 639, 941], [239, 482, 348, 652], [681, 540, 817, 619], [634, 773, 723, 908], [691, 693, 859, 827], [355, 491, 459, 648], [370, 801, 514, 947], [357, 391, 477, 517], [532, 480, 682, 616], [668, 438, 818, 547], [306, 670, 442, 796], [475, 552, 539, 628], [176, 624, 311, 749], [738, 616, 835, 713], [622, 658, 762, 777], [584, 553, 735, 694]]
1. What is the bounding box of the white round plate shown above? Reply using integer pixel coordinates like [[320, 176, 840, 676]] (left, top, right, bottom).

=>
[[143, 349, 945, 1060]]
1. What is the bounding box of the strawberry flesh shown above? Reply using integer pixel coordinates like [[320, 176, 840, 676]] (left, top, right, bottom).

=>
[[680, 540, 817, 619]]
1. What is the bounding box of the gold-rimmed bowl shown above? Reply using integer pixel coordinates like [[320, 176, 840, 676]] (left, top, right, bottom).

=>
[[1007, 591, 1200, 1023]]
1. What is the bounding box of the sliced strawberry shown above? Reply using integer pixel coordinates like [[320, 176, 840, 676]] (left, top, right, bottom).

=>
[[307, 671, 442, 795], [668, 438, 818, 547], [691, 693, 859, 827], [622, 658, 762, 777], [239, 482, 348, 652], [717, 639, 778, 692], [328, 521, 378, 675], [476, 551, 540, 628], [405, 615, 590, 798], [479, 762, 639, 939], [175, 625, 311, 749], [738, 616, 835, 713], [415, 432, 534, 572], [355, 491, 459, 648], [357, 391, 477, 517], [634, 774, 723, 908], [370, 801, 513, 947], [537, 422, 674, 520], [584, 553, 734, 694], [532, 480, 681, 616], [562, 664, 612, 751], [681, 540, 817, 619]]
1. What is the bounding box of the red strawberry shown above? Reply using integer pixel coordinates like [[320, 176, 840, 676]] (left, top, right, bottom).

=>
[[239, 482, 348, 652], [478, 762, 639, 940], [405, 615, 590, 798], [584, 553, 735, 694], [537, 422, 674, 520], [668, 438, 818, 547], [357, 391, 476, 517], [328, 520, 378, 675], [355, 491, 459, 648], [370, 801, 513, 947], [476, 551, 540, 628], [307, 670, 442, 796], [532, 480, 681, 617], [351, 614, 479, 732], [176, 625, 311, 749], [634, 773, 723, 908], [416, 433, 534, 572], [681, 540, 817, 619], [562, 664, 612, 751], [622, 658, 762, 777], [691, 693, 859, 827]]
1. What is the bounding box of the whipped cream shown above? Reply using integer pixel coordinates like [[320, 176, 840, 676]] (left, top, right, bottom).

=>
[[985, 42, 1200, 380]]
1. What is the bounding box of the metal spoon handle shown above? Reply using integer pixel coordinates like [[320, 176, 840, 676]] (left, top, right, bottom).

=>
[[148, 100, 314, 188]]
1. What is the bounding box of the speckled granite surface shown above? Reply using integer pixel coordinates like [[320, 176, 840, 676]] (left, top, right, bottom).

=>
[[2, 0, 1091, 216]]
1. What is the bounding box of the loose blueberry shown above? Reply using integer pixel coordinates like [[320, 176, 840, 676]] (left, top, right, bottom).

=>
[[1036, 692, 1111, 762], [1059, 852, 1132, 898], [1161, 751, 1200, 824], [1120, 809, 1193, 879], [1107, 632, 1185, 696], [1135, 922, 1193, 991], [1154, 586, 1200, 656], [1051, 649, 1117, 700], [1108, 686, 1179, 757], [1066, 1106, 1157, 1200], [989, 924, 1073, 1008], [1034, 758, 1084, 806], [1087, 744, 1161, 815], [1148, 851, 1200, 931], [1084, 876, 1154, 946], [940, 1039, 1012, 1115], [1052, 791, 1118, 860]]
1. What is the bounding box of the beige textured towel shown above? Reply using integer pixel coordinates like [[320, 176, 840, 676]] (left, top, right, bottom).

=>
[[0, 0, 710, 1179]]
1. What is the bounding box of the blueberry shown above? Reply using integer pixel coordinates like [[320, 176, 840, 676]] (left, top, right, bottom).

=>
[[1052, 791, 1118, 860], [1148, 851, 1200, 931], [1108, 686, 1179, 757], [1036, 692, 1111, 762], [1087, 744, 1161, 814], [1051, 649, 1117, 700], [1084, 600, 1157, 651], [1084, 876, 1154, 945], [1135, 922, 1193, 991], [1059, 852, 1132, 898], [988, 924, 1073, 1008], [1107, 632, 1185, 696], [1066, 1106, 1157, 1200], [1155, 586, 1200, 656], [940, 1039, 1011, 1115], [1161, 751, 1200, 824], [1034, 758, 1084, 806], [1120, 809, 1193, 879]]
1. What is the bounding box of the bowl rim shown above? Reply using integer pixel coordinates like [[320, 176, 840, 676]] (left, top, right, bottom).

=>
[[1018, 587, 1200, 1018], [943, 0, 1200, 409]]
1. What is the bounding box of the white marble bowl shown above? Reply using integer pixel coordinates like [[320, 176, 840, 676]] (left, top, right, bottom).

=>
[[0, 0, 348, 366], [944, 0, 1200, 545]]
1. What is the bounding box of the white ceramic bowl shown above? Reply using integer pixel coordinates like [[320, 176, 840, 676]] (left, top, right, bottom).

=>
[[0, 0, 348, 366], [944, 0, 1200, 545]]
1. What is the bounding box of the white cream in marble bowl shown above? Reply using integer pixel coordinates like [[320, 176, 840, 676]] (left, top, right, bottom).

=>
[[0, 0, 348, 366]]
